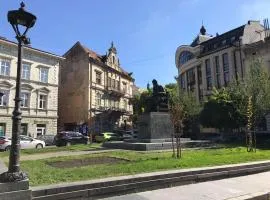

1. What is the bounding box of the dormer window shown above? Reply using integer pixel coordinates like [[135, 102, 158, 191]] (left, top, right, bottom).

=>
[[112, 56, 115, 64]]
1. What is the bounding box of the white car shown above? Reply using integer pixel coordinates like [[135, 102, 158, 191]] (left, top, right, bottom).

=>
[[0, 135, 45, 151]]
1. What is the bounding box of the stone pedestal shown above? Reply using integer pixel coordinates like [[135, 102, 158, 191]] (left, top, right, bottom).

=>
[[138, 112, 174, 142], [0, 180, 31, 200]]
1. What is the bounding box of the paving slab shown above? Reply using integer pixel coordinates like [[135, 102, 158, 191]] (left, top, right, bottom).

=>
[[102, 171, 270, 200]]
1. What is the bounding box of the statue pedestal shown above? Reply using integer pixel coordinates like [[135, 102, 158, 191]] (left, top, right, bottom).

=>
[[137, 112, 174, 143]]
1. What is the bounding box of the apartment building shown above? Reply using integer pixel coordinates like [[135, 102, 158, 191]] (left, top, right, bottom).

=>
[[175, 20, 270, 102], [0, 37, 63, 137], [59, 42, 134, 134]]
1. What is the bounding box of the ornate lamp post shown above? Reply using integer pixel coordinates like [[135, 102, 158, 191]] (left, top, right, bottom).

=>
[[0, 2, 36, 182]]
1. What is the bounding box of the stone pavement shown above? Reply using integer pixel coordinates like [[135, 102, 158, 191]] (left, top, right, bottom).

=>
[[102, 171, 270, 200]]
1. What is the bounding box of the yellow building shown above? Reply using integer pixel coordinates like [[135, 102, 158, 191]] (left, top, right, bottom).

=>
[[59, 42, 134, 133], [0, 37, 63, 137]]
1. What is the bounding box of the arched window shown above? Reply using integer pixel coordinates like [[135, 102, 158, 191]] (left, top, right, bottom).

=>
[[179, 51, 194, 66]]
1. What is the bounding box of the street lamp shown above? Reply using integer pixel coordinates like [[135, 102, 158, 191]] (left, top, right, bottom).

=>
[[0, 2, 36, 182]]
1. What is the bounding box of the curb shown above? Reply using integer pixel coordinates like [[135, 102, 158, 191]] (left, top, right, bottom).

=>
[[31, 160, 270, 200]]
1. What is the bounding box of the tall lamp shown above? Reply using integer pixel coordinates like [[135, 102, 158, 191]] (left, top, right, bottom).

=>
[[0, 2, 36, 182]]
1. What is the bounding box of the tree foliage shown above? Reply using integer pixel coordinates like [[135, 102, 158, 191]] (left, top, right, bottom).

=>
[[200, 58, 270, 136]]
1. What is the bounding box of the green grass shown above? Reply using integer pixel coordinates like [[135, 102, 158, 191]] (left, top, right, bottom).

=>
[[20, 147, 270, 186], [0, 143, 102, 158]]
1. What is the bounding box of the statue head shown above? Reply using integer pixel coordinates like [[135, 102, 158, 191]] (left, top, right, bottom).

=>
[[152, 79, 158, 86]]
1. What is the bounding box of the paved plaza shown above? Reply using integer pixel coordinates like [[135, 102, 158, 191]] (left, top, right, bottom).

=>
[[103, 171, 270, 200]]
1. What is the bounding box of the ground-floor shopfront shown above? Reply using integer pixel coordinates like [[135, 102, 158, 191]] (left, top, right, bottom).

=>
[[0, 115, 57, 138]]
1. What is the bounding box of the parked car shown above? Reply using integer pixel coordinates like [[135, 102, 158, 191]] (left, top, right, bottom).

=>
[[0, 135, 45, 151], [54, 131, 89, 147], [95, 132, 121, 143], [116, 130, 138, 140], [0, 136, 11, 151], [36, 134, 56, 146]]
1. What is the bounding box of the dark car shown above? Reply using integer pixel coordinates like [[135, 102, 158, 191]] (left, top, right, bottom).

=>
[[54, 131, 89, 147], [36, 134, 56, 146]]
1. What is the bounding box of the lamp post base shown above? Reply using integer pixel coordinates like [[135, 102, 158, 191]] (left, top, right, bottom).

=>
[[0, 171, 28, 183]]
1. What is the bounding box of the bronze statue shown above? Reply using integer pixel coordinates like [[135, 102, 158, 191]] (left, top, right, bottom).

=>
[[145, 79, 168, 112]]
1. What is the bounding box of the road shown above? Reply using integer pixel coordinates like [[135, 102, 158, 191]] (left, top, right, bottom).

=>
[[102, 171, 270, 200]]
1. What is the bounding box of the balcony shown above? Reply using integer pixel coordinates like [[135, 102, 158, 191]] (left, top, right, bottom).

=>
[[106, 86, 125, 97], [92, 105, 129, 115]]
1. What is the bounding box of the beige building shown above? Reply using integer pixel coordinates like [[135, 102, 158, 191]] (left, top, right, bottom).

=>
[[0, 37, 63, 137], [175, 20, 270, 102], [59, 42, 134, 134]]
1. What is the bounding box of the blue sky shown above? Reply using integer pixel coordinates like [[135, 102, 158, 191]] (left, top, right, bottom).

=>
[[1, 0, 270, 88]]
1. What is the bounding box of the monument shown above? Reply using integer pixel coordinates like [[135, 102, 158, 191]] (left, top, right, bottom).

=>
[[137, 79, 174, 142], [103, 79, 176, 150]]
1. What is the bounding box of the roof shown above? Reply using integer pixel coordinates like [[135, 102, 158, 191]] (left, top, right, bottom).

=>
[[80, 43, 133, 79], [200, 25, 245, 46], [0, 36, 64, 60], [191, 34, 213, 47]]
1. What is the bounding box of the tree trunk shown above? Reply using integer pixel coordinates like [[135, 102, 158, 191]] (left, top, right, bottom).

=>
[[171, 131, 175, 158]]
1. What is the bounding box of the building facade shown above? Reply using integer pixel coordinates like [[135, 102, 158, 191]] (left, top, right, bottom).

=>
[[0, 37, 63, 137], [175, 20, 270, 102], [59, 42, 134, 134]]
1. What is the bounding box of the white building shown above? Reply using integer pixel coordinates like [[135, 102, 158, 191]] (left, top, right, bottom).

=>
[[0, 37, 64, 137]]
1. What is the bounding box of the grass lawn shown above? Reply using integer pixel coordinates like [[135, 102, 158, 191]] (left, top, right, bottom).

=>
[[0, 143, 102, 158], [21, 147, 270, 186]]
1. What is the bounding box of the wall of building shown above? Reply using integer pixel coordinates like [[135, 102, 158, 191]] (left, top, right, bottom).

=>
[[58, 44, 89, 130], [0, 39, 61, 137]]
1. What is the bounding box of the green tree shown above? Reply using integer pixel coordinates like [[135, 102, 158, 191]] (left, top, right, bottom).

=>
[[166, 83, 201, 158]]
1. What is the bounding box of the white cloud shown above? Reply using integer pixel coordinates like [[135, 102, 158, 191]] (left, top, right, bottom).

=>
[[241, 0, 270, 21]]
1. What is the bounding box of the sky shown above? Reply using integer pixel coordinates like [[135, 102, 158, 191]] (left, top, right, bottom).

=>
[[0, 0, 270, 88]]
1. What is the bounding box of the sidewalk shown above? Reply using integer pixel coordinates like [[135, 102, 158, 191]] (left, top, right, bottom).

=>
[[102, 171, 270, 200]]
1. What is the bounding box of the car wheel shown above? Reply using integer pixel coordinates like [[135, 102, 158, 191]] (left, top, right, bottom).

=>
[[36, 144, 43, 149], [66, 142, 71, 146], [5, 146, 11, 151]]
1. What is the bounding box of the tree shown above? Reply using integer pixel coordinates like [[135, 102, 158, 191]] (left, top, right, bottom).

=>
[[200, 58, 270, 151], [166, 83, 201, 158], [200, 87, 244, 134]]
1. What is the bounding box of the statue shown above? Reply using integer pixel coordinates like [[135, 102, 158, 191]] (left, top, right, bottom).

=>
[[145, 79, 169, 112]]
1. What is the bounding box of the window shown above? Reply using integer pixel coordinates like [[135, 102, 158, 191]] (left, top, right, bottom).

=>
[[21, 124, 28, 135], [197, 65, 202, 85], [22, 63, 30, 80], [40, 68, 48, 83], [112, 79, 115, 88], [0, 90, 9, 106], [222, 53, 230, 86], [123, 99, 128, 110], [0, 124, 6, 136], [180, 74, 186, 90], [205, 59, 212, 90], [116, 80, 120, 90], [96, 71, 102, 85], [0, 60, 10, 76], [123, 82, 127, 92], [21, 92, 30, 108], [179, 51, 194, 66], [38, 94, 47, 109], [107, 77, 111, 87], [96, 93, 101, 106], [215, 56, 221, 88], [187, 68, 195, 92], [36, 124, 46, 136]]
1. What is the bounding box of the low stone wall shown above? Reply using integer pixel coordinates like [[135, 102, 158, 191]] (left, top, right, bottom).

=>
[[31, 161, 270, 200]]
